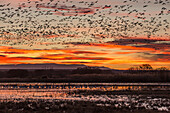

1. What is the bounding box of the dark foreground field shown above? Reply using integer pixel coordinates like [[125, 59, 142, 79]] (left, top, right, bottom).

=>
[[0, 101, 168, 113], [0, 69, 169, 83], [0, 90, 169, 113]]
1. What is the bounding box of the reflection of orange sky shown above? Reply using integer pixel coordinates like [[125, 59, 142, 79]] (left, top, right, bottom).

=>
[[0, 42, 169, 70]]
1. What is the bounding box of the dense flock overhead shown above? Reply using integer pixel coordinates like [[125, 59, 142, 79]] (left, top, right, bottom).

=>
[[0, 0, 170, 69], [0, 0, 169, 49]]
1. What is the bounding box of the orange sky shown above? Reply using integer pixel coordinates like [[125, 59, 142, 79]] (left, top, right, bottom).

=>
[[0, 39, 169, 69]]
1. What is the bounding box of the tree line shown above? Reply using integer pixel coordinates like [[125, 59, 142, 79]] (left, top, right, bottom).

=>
[[128, 64, 169, 72], [0, 64, 169, 82]]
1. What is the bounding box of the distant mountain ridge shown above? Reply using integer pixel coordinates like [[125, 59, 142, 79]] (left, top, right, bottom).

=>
[[0, 64, 112, 70]]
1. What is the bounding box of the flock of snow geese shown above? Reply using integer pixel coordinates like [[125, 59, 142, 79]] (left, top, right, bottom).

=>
[[0, 0, 169, 48]]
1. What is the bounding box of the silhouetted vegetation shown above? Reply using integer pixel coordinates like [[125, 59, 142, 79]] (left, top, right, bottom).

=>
[[0, 64, 169, 82], [128, 64, 153, 73], [72, 66, 102, 74], [127, 64, 169, 82], [155, 67, 169, 82], [7, 69, 29, 78], [156, 67, 169, 71]]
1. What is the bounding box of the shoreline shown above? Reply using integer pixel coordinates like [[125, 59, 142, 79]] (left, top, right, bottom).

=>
[[0, 78, 170, 83]]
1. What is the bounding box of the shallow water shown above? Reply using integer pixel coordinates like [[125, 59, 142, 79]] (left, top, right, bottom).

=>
[[0, 83, 169, 112]]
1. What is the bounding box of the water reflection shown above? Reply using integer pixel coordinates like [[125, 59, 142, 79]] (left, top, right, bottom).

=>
[[0, 83, 169, 112]]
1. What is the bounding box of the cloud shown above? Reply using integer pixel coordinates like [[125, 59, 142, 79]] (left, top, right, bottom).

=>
[[57, 57, 113, 60], [34, 3, 112, 16], [0, 55, 6, 57], [155, 54, 170, 60], [88, 43, 156, 51], [36, 4, 98, 16], [105, 38, 170, 51], [0, 52, 25, 54], [0, 44, 169, 69], [0, 46, 114, 65], [107, 38, 170, 45], [138, 43, 170, 50], [70, 51, 106, 55], [41, 54, 114, 61], [136, 52, 170, 64], [0, 55, 38, 64], [114, 52, 136, 54]]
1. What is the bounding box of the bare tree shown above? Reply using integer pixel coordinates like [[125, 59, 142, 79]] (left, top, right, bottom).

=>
[[139, 64, 153, 70], [156, 67, 169, 71]]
